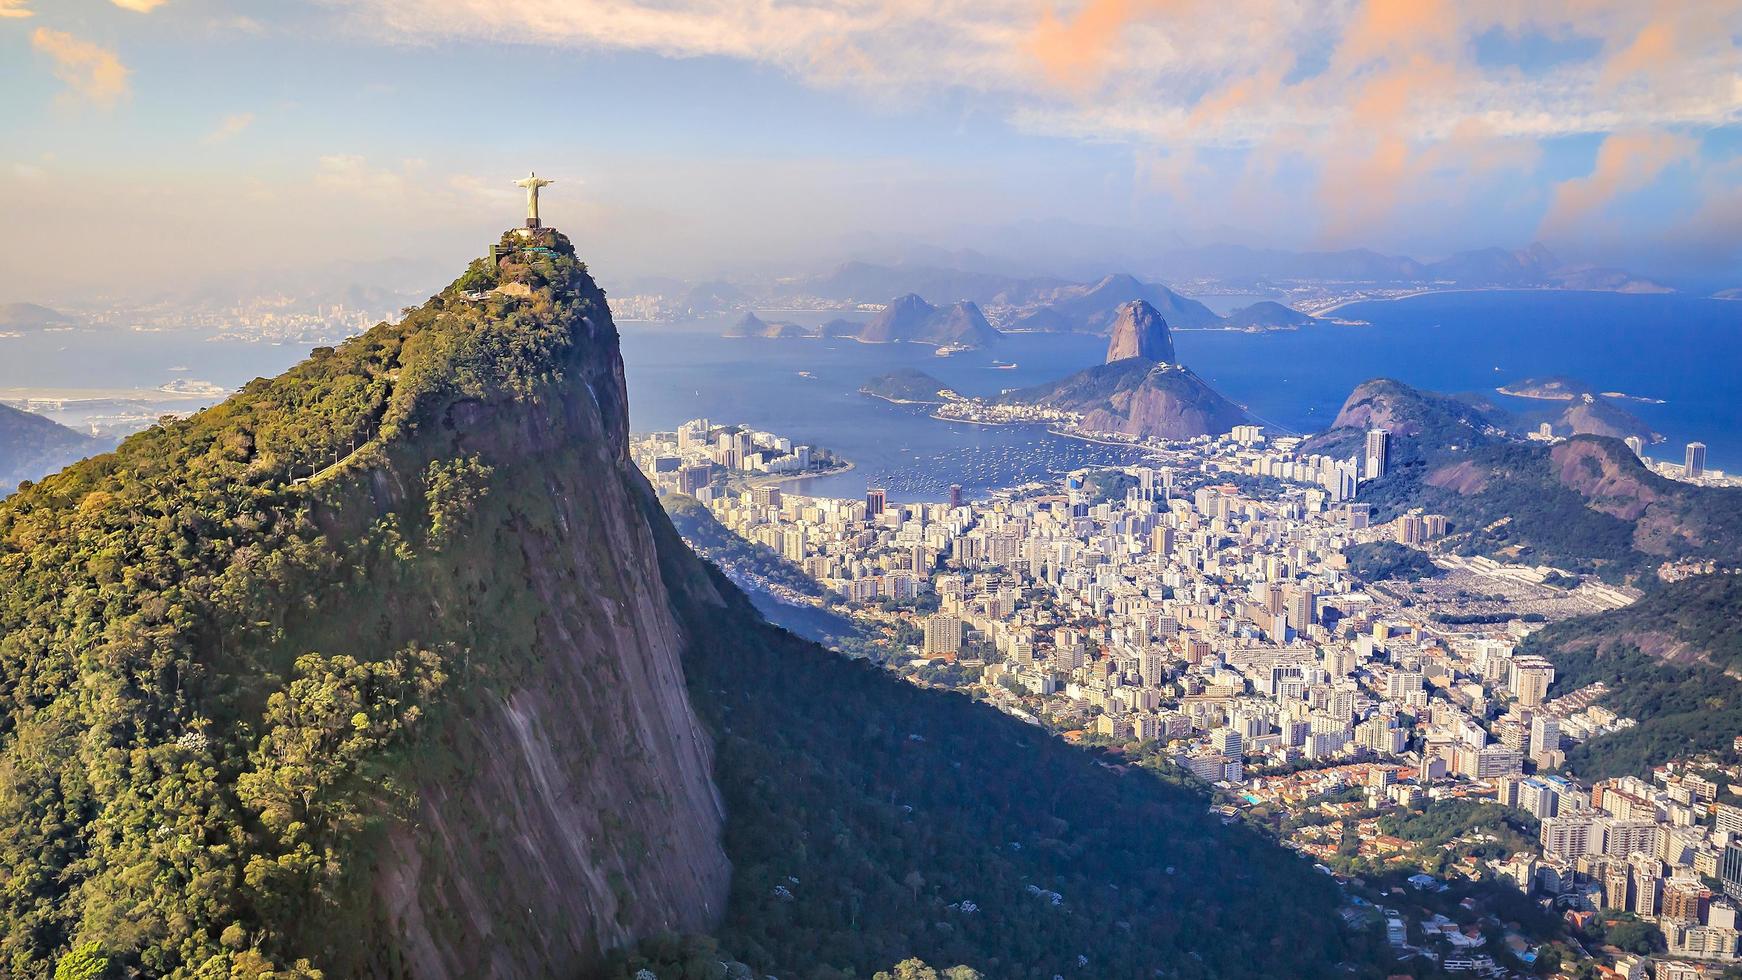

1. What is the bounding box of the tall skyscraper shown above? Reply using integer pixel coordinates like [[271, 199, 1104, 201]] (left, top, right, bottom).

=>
[[866, 487, 887, 518], [1624, 435, 1645, 458], [948, 484, 963, 509], [1686, 442, 1707, 479], [1365, 428, 1391, 480]]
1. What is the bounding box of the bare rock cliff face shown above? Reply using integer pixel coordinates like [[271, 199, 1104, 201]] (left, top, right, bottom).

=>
[[1103, 300, 1174, 363], [362, 262, 731, 977]]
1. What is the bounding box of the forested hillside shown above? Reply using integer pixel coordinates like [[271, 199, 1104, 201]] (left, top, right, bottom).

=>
[[0, 228, 1388, 978], [1524, 573, 1742, 778], [1316, 379, 1742, 780], [0, 230, 731, 977], [1310, 379, 1742, 580]]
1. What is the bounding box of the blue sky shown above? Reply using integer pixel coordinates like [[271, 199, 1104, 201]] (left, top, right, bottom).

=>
[[2, 0, 1739, 298]]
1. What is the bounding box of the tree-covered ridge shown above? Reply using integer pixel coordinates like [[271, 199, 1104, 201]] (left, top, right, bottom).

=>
[[0, 224, 1399, 979], [1309, 379, 1742, 580], [0, 229, 616, 976], [1343, 540, 1441, 582], [1524, 573, 1742, 778]]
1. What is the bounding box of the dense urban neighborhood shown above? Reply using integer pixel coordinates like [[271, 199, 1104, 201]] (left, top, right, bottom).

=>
[[637, 417, 1742, 978]]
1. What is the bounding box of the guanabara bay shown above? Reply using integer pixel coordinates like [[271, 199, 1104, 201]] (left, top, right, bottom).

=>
[[0, 229, 1384, 978]]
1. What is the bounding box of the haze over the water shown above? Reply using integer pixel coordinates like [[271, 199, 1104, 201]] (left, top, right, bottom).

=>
[[2, 0, 1739, 300]]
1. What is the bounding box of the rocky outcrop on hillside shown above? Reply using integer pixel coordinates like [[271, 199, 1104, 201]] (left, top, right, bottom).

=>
[[999, 297, 1246, 440], [1323, 378, 1501, 440], [1001, 359, 1249, 440], [1103, 300, 1175, 363]]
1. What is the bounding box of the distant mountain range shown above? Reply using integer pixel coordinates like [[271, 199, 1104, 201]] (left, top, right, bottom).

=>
[[791, 260, 1068, 307], [0, 402, 105, 493], [1010, 273, 1223, 332], [0, 302, 78, 331], [664, 238, 1674, 327], [1058, 239, 1666, 292], [858, 294, 998, 347]]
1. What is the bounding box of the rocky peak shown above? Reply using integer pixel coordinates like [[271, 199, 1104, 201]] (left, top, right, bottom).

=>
[[1104, 300, 1175, 364]]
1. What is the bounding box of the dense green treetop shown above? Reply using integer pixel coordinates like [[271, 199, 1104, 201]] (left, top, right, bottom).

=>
[[0, 229, 610, 977]]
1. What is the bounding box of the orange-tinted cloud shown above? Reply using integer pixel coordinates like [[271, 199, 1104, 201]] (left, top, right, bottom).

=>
[[1187, 62, 1290, 128], [1025, 0, 1171, 92], [110, 0, 168, 10], [1317, 55, 1466, 241], [1538, 129, 1699, 237], [1601, 20, 1676, 86], [1335, 0, 1457, 67], [0, 0, 33, 16], [31, 28, 130, 107]]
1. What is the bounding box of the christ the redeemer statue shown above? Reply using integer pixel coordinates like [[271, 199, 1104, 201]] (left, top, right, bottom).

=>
[[515, 172, 554, 229]]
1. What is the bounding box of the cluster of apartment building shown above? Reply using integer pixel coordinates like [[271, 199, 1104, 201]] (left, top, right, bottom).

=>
[[631, 417, 840, 496], [1515, 762, 1742, 964], [637, 419, 1742, 975], [661, 427, 1617, 796]]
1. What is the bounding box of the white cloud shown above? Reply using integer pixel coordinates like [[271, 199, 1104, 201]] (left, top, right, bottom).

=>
[[298, 0, 1739, 251], [318, 0, 1741, 147]]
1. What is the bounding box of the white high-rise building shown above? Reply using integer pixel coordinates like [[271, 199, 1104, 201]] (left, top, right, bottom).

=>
[[1365, 428, 1391, 480], [1685, 442, 1707, 479]]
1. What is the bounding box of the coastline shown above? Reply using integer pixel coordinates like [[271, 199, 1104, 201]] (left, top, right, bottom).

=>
[[1312, 286, 1514, 316], [923, 408, 1161, 456], [1046, 426, 1164, 454], [1312, 284, 1675, 317], [861, 390, 948, 407], [731, 460, 857, 488]]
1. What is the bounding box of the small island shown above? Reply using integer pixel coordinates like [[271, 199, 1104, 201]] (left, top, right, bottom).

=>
[[1218, 300, 1319, 331], [723, 311, 815, 339], [860, 369, 961, 405], [1497, 376, 1662, 444], [1496, 375, 1590, 401]]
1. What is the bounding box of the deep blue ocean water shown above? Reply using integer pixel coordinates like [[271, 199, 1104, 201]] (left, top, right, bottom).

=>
[[3, 290, 1734, 501], [620, 291, 1742, 500]]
